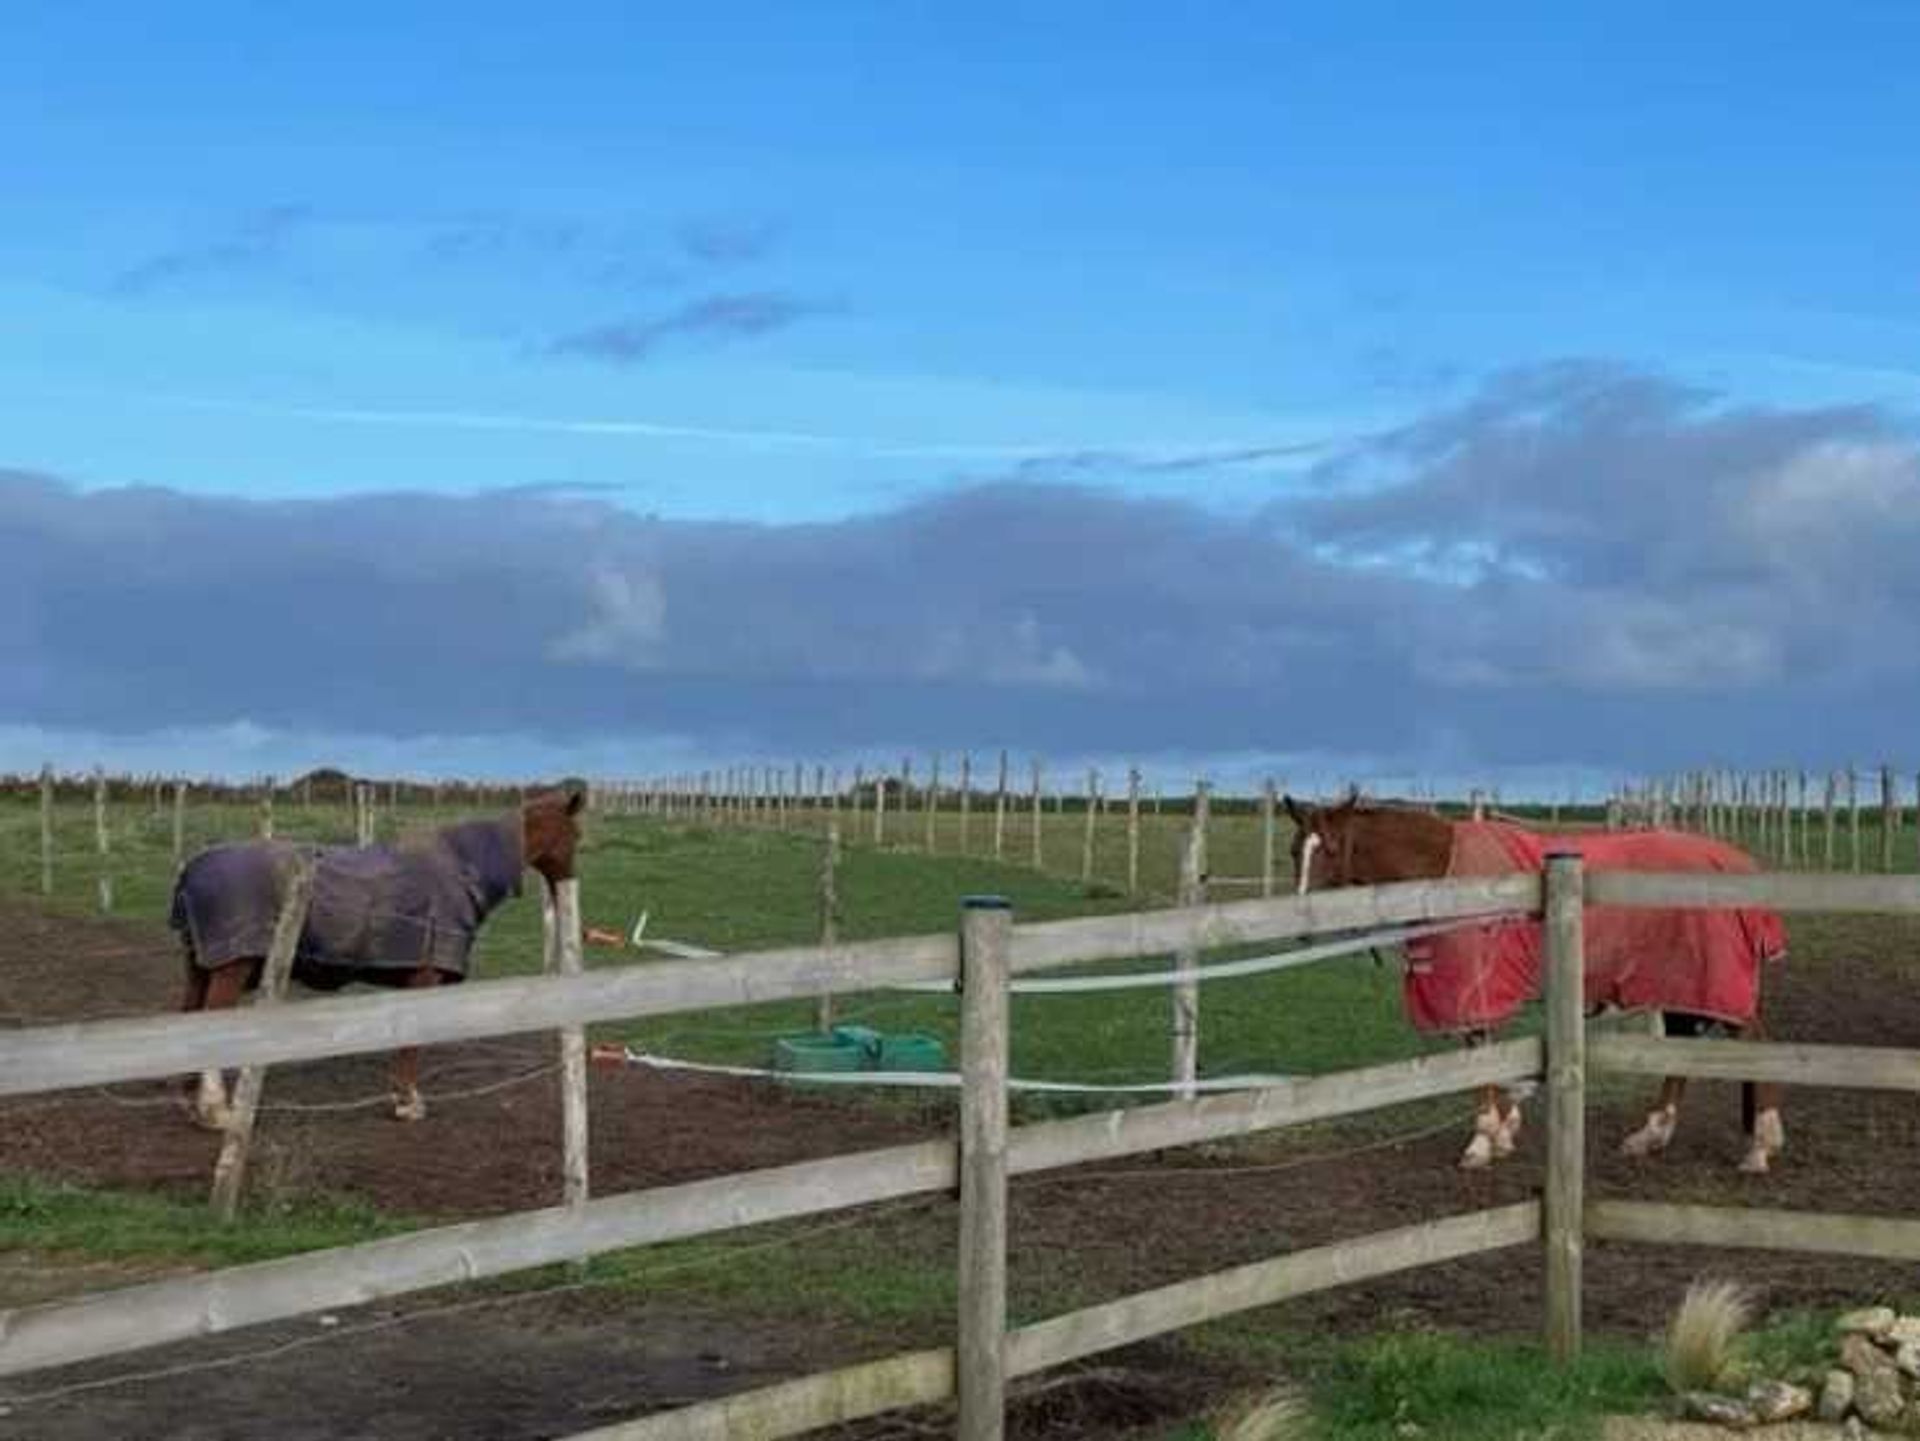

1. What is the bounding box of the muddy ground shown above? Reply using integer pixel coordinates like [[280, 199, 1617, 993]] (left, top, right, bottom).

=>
[[6, 900, 1920, 1438]]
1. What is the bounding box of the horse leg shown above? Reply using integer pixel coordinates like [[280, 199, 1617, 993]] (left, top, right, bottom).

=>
[[189, 962, 250, 1131], [1622, 1013, 1694, 1157], [390, 966, 440, 1122], [1738, 1017, 1786, 1174]]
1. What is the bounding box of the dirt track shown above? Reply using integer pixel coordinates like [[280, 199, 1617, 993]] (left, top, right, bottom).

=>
[[7, 899, 1920, 1438]]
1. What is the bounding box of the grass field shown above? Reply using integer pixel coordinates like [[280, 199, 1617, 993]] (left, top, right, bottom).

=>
[[2, 785, 1909, 1438]]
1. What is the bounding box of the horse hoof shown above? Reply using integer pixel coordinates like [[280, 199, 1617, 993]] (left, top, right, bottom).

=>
[[392, 1095, 427, 1123], [1458, 1135, 1495, 1170], [193, 1107, 233, 1133], [1738, 1148, 1771, 1175]]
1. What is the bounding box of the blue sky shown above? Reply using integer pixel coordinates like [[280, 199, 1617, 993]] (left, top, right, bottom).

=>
[[5, 4, 1920, 791]]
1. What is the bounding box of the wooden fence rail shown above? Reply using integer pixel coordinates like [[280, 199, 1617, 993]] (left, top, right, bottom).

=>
[[17, 862, 1920, 1437]]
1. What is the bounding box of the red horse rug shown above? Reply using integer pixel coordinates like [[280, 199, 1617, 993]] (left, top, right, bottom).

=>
[[1403, 822, 1787, 1034]]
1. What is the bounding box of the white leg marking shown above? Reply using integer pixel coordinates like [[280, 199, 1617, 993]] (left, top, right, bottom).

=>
[[1460, 1105, 1502, 1169], [1740, 1107, 1785, 1174], [1296, 833, 1320, 895], [194, 1070, 232, 1131], [392, 1086, 427, 1123], [1494, 1100, 1523, 1157], [1620, 1103, 1678, 1158]]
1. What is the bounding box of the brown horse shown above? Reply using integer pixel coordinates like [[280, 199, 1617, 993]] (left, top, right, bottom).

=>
[[172, 784, 585, 1128], [1284, 793, 1787, 1173]]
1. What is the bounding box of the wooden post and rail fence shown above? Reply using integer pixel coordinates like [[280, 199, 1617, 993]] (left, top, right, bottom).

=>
[[11, 865, 1920, 1435]]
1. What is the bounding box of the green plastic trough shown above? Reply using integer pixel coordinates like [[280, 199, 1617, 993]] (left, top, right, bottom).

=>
[[771, 1023, 948, 1075]]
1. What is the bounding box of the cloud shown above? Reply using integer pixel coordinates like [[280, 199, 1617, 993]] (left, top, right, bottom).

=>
[[7, 364, 1920, 780], [546, 292, 824, 364], [110, 206, 315, 294], [676, 218, 781, 266]]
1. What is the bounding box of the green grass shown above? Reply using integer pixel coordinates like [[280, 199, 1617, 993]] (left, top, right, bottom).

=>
[[0, 1174, 419, 1268]]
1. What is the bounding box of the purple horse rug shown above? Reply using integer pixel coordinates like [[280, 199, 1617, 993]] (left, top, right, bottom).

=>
[[170, 819, 524, 986]]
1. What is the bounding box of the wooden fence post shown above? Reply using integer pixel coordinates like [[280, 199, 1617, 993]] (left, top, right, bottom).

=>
[[171, 780, 187, 869], [1126, 767, 1142, 896], [1080, 768, 1099, 884], [958, 754, 973, 853], [957, 895, 1012, 1441], [38, 765, 53, 896], [1849, 766, 1862, 873], [92, 767, 112, 914], [1030, 760, 1044, 870], [211, 857, 315, 1220], [545, 879, 591, 1209], [873, 762, 888, 846], [993, 750, 1009, 860], [1172, 782, 1210, 1099], [817, 823, 842, 1033], [259, 777, 275, 840], [926, 755, 941, 853], [1883, 765, 1897, 873], [899, 757, 912, 843], [1543, 852, 1586, 1362], [1823, 772, 1837, 869], [1260, 778, 1278, 898]]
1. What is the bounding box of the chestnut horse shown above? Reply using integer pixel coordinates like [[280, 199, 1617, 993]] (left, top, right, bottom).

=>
[[172, 784, 584, 1128], [1284, 793, 1787, 1174]]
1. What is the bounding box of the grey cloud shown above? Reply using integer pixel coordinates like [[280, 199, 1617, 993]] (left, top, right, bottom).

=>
[[546, 292, 824, 364], [110, 206, 315, 294], [676, 218, 781, 266], [7, 365, 1920, 776]]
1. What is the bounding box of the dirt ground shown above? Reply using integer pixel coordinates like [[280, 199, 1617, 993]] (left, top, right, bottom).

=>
[[6, 899, 1920, 1438]]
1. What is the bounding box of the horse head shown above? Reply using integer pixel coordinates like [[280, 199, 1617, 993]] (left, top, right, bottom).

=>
[[1283, 789, 1450, 890], [523, 782, 588, 891]]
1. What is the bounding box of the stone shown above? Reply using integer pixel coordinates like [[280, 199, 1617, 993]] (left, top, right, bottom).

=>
[[1891, 1318, 1920, 1347], [1679, 1391, 1755, 1427], [1746, 1379, 1813, 1423], [1841, 1307, 1900, 1341], [1820, 1369, 1858, 1423], [1898, 1343, 1920, 1379], [1855, 1364, 1906, 1431], [1845, 1333, 1902, 1378]]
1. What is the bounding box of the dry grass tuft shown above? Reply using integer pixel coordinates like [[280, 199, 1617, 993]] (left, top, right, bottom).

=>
[[1213, 1385, 1314, 1441], [1661, 1278, 1756, 1394]]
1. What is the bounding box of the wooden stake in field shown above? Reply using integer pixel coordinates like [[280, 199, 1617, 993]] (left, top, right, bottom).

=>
[[1126, 766, 1142, 896], [817, 823, 842, 1033], [1543, 852, 1585, 1362], [851, 765, 864, 828], [1029, 759, 1044, 870], [1079, 768, 1099, 883], [258, 777, 275, 840], [172, 780, 187, 868], [92, 767, 112, 914], [1260, 777, 1278, 898], [544, 879, 590, 1210], [1849, 766, 1862, 873], [210, 856, 315, 1220], [1882, 764, 1898, 873], [898, 756, 912, 843], [993, 749, 1009, 860], [1171, 781, 1210, 1099], [955, 895, 1012, 1441], [873, 762, 888, 845], [925, 754, 940, 853], [1823, 772, 1837, 870], [38, 764, 53, 896], [958, 754, 973, 853]]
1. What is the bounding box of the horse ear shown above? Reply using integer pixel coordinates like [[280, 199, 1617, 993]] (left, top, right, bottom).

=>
[[564, 782, 587, 816], [1282, 794, 1307, 827]]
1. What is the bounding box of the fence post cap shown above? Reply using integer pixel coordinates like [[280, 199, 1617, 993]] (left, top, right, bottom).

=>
[[962, 894, 1013, 911]]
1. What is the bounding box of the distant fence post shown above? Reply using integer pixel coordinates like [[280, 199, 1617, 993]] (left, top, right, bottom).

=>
[[1849, 766, 1861, 872], [956, 895, 1012, 1441], [259, 777, 275, 840], [1260, 778, 1278, 898], [172, 780, 187, 868], [211, 856, 315, 1220], [993, 750, 1009, 860], [1882, 765, 1897, 873], [958, 754, 973, 853], [1543, 852, 1586, 1363], [873, 763, 888, 846], [92, 767, 112, 914], [817, 823, 842, 1033], [1029, 760, 1044, 870], [1171, 782, 1210, 1099], [545, 879, 591, 1209], [926, 754, 941, 853], [38, 765, 53, 896], [1080, 768, 1099, 884], [1126, 766, 1142, 895]]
